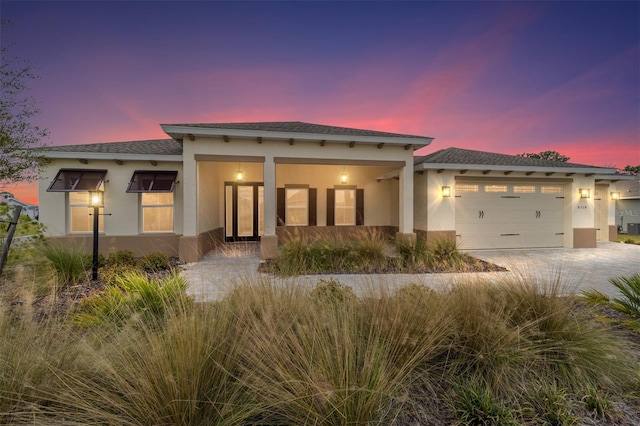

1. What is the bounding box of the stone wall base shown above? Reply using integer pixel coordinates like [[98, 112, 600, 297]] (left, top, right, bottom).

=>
[[49, 234, 181, 257], [573, 228, 597, 248]]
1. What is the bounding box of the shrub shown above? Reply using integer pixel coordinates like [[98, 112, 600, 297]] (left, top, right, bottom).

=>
[[395, 237, 468, 272], [580, 288, 611, 306], [139, 251, 170, 272], [1, 273, 638, 424], [272, 228, 388, 276], [451, 380, 518, 426], [525, 382, 577, 426], [55, 303, 253, 425], [0, 309, 82, 423], [608, 273, 640, 318], [310, 278, 356, 305], [395, 237, 430, 271], [105, 250, 136, 267], [581, 386, 617, 421], [39, 242, 91, 288], [72, 270, 190, 327], [441, 278, 636, 400], [235, 281, 451, 424]]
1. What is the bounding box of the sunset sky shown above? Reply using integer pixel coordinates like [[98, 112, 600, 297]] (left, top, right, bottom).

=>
[[2, 1, 639, 204]]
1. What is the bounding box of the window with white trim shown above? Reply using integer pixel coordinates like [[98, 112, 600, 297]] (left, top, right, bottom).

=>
[[335, 188, 356, 226], [141, 193, 174, 232], [69, 191, 104, 233], [285, 188, 308, 226]]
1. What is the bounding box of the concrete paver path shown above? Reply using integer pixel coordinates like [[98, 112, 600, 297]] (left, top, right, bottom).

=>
[[183, 242, 640, 302]]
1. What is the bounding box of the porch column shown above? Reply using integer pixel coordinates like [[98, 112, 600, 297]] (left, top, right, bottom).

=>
[[179, 156, 200, 262], [261, 156, 278, 259], [396, 161, 416, 244]]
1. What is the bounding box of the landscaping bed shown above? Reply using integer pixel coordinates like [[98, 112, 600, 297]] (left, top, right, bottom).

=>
[[2, 242, 640, 425], [260, 231, 506, 276]]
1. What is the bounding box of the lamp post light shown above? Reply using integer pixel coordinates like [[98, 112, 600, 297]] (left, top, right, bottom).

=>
[[89, 190, 104, 281]]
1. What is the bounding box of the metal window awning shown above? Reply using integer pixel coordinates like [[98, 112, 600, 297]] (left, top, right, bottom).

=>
[[47, 169, 107, 192], [126, 171, 177, 193]]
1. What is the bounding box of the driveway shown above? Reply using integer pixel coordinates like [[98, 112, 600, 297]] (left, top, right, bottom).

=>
[[183, 242, 640, 301]]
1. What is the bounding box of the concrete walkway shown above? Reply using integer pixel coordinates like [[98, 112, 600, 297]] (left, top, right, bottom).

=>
[[182, 241, 640, 302]]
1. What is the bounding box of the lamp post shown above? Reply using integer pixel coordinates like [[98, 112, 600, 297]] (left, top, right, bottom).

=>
[[89, 190, 104, 281]]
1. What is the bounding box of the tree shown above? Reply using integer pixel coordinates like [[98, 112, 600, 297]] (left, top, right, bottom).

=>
[[621, 165, 640, 175], [517, 150, 570, 162], [0, 20, 48, 183]]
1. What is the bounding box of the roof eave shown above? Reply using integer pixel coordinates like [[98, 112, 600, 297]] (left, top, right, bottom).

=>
[[595, 173, 636, 182], [161, 124, 433, 147], [415, 162, 617, 175], [40, 151, 183, 162]]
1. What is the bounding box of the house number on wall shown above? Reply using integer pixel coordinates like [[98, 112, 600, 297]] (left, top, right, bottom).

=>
[[577, 205, 588, 210]]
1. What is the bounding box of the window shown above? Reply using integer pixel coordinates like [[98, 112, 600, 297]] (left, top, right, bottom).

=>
[[48, 169, 107, 192], [541, 186, 563, 194], [69, 191, 104, 233], [327, 188, 363, 226], [514, 185, 536, 193], [142, 193, 174, 232], [335, 189, 356, 226], [484, 184, 507, 193], [285, 188, 308, 226], [126, 171, 177, 233], [277, 187, 317, 226], [127, 171, 177, 192], [455, 184, 478, 193]]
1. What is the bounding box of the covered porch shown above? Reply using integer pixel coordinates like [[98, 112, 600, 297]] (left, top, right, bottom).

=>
[[179, 156, 414, 262], [161, 122, 432, 263]]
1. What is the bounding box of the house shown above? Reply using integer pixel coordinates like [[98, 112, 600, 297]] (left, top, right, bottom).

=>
[[1, 192, 39, 221], [614, 174, 640, 235], [36, 121, 623, 262]]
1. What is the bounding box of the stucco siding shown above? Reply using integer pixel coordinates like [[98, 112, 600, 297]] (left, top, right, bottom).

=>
[[38, 159, 184, 238]]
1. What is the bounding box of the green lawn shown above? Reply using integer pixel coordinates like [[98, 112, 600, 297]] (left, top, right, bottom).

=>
[[618, 234, 640, 245]]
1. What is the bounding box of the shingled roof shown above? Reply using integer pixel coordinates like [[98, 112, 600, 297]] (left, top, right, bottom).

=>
[[161, 121, 428, 139], [415, 147, 609, 170], [42, 139, 183, 156]]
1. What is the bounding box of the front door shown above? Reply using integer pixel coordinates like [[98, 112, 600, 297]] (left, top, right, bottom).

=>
[[225, 182, 264, 242]]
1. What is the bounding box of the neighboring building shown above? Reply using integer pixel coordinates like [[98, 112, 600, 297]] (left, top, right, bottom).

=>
[[0, 192, 39, 221], [615, 174, 640, 235], [36, 121, 623, 262]]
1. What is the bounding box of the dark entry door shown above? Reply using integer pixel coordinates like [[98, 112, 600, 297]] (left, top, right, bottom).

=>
[[225, 182, 263, 242]]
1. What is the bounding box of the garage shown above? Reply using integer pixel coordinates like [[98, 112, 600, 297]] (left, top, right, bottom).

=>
[[455, 180, 566, 249]]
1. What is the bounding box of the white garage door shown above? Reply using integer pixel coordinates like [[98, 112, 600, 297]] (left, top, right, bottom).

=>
[[455, 182, 565, 249]]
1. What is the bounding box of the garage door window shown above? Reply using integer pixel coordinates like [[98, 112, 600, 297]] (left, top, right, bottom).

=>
[[514, 185, 536, 193], [456, 184, 478, 193], [485, 185, 507, 193], [541, 186, 563, 194]]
